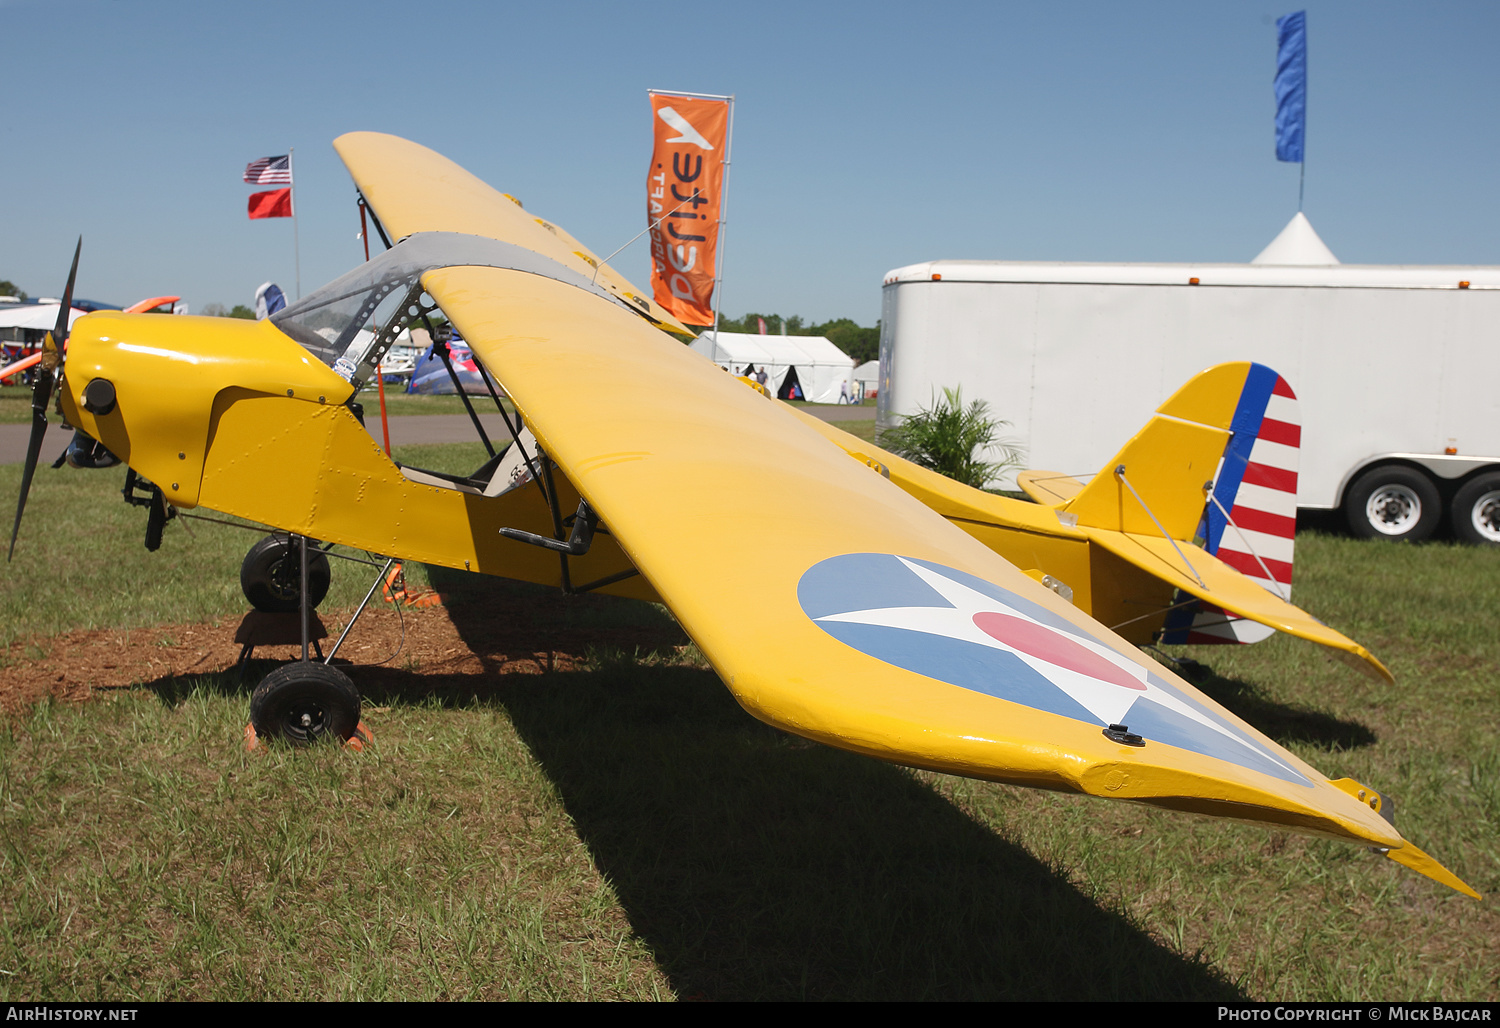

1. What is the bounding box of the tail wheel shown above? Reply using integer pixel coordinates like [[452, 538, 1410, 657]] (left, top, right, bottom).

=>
[[1344, 466, 1441, 542], [1452, 472, 1500, 546], [240, 534, 331, 612], [250, 662, 361, 745]]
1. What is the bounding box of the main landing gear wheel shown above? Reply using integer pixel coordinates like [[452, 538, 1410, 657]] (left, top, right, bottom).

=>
[[1452, 472, 1500, 546], [1344, 466, 1441, 542], [249, 662, 361, 745], [241, 534, 331, 613]]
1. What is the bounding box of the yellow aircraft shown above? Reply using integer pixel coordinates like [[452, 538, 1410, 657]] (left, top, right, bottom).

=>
[[13, 132, 1475, 899]]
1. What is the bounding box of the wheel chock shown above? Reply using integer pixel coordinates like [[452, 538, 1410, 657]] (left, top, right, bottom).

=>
[[242, 720, 375, 753]]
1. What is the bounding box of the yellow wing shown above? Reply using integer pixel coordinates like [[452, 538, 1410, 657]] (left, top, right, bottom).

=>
[[332, 132, 691, 337], [335, 133, 1472, 897]]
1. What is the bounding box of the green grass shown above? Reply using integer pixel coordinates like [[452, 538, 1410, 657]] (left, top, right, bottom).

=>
[[0, 450, 447, 647], [0, 386, 34, 425], [365, 391, 515, 418], [779, 399, 874, 410], [0, 448, 1496, 999], [837, 419, 878, 444], [0, 442, 497, 647]]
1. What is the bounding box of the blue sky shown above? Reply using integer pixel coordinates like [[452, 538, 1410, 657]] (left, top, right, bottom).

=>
[[4, 0, 1497, 324]]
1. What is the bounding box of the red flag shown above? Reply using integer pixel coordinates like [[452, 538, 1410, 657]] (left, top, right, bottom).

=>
[[647, 93, 729, 326], [248, 188, 293, 219]]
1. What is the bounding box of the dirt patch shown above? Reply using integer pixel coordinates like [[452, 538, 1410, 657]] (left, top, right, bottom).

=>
[[0, 580, 692, 718]]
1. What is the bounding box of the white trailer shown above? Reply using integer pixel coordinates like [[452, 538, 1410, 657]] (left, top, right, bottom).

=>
[[877, 257, 1500, 544]]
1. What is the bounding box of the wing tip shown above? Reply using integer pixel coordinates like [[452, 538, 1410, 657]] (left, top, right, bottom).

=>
[[1385, 841, 1482, 900]]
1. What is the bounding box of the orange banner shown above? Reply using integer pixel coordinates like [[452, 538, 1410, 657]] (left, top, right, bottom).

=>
[[647, 93, 728, 326]]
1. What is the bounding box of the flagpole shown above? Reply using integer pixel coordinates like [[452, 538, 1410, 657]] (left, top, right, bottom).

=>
[[710, 95, 734, 344], [1299, 34, 1307, 213], [289, 146, 302, 299]]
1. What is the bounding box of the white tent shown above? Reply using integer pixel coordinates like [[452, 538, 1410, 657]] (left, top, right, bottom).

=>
[[692, 331, 855, 403], [852, 359, 880, 400], [0, 303, 88, 332]]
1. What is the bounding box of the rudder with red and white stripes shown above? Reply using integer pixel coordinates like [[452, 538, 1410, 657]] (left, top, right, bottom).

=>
[[1162, 364, 1299, 646]]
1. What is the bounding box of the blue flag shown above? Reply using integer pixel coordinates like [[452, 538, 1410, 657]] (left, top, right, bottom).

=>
[[1275, 11, 1307, 163]]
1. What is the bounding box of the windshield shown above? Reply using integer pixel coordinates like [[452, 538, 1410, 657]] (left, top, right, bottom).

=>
[[271, 259, 420, 370], [271, 231, 625, 386]]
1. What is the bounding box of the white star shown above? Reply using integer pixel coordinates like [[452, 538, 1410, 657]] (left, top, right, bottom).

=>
[[817, 558, 1299, 777]]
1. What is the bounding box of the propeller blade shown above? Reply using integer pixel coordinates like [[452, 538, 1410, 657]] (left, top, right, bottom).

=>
[[8, 410, 50, 561], [10, 238, 81, 561], [50, 237, 82, 344], [33, 237, 82, 414]]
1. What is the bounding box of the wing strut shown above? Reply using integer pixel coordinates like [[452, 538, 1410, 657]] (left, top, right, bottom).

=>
[[539, 455, 572, 591], [356, 192, 392, 250], [460, 344, 615, 596], [1115, 465, 1207, 588], [465, 347, 553, 514], [423, 320, 495, 457]]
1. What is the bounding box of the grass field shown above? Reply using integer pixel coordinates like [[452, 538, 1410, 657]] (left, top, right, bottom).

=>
[[366, 391, 515, 418], [0, 386, 36, 425], [0, 447, 1494, 1000]]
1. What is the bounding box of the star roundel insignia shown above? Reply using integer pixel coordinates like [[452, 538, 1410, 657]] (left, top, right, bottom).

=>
[[796, 554, 1310, 786]]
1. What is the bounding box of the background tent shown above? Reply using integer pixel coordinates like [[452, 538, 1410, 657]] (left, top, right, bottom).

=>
[[692, 331, 854, 402], [853, 359, 880, 401], [0, 303, 90, 333], [0, 303, 92, 363], [407, 331, 490, 394]]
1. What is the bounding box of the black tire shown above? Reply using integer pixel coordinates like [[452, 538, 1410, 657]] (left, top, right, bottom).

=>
[[1344, 466, 1441, 542], [1452, 471, 1500, 546], [240, 535, 331, 613], [250, 662, 361, 744], [145, 487, 168, 552]]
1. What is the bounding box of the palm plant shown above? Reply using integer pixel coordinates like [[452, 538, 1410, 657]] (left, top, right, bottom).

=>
[[880, 386, 1021, 489]]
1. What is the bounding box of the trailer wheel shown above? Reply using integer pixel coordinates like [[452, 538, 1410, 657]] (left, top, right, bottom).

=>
[[1452, 472, 1500, 546], [1345, 466, 1440, 542]]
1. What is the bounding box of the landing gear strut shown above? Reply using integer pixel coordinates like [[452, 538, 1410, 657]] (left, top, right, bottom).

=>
[[246, 533, 361, 746], [245, 533, 394, 748]]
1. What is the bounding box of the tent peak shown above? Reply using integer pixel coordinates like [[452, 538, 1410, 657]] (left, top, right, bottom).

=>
[[1252, 212, 1339, 265]]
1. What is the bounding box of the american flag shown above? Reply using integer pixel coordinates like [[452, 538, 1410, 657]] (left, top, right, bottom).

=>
[[243, 155, 292, 185]]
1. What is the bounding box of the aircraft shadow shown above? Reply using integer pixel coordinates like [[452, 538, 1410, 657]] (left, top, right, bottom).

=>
[[419, 571, 1241, 1001], [136, 570, 1243, 999], [1168, 658, 1377, 751]]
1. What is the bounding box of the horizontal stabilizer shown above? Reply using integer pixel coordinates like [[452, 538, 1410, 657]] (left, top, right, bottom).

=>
[[1017, 470, 1085, 506], [1080, 528, 1392, 683]]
